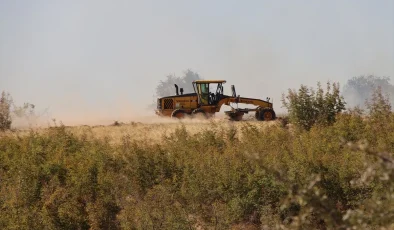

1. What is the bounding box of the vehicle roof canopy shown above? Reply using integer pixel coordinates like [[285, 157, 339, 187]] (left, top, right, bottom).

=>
[[193, 80, 226, 84]]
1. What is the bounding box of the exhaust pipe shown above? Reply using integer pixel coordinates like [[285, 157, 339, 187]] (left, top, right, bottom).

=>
[[174, 84, 179, 95]]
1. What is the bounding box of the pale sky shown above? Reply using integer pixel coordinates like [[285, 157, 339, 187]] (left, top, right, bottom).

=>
[[1, 0, 393, 124]]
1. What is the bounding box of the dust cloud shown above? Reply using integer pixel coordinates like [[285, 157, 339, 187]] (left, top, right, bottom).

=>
[[10, 102, 236, 129]]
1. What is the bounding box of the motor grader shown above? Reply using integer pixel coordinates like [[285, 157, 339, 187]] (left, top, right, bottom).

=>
[[155, 80, 276, 121]]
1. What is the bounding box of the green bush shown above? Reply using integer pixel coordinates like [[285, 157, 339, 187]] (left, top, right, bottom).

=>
[[281, 81, 346, 130], [0, 91, 12, 131]]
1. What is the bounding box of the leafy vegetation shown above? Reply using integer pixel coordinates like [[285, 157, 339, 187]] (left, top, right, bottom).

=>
[[0, 82, 393, 229], [0, 91, 12, 131], [281, 81, 346, 130]]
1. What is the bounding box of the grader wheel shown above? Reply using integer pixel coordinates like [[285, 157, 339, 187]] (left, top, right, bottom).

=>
[[256, 108, 276, 121], [171, 109, 187, 119], [191, 108, 207, 119]]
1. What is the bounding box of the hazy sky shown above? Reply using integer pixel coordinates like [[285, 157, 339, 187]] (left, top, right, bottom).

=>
[[1, 0, 393, 123]]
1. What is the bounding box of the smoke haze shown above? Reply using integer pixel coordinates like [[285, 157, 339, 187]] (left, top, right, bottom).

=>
[[1, 0, 393, 126]]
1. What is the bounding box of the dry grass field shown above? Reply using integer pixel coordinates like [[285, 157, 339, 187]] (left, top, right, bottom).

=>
[[70, 119, 283, 144], [5, 114, 285, 144]]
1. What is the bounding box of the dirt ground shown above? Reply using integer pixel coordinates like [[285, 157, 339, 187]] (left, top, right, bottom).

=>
[[5, 113, 285, 145]]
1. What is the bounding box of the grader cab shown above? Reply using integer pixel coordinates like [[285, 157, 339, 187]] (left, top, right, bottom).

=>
[[155, 80, 276, 121]]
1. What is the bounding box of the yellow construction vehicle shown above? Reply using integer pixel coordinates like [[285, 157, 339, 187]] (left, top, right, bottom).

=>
[[155, 80, 276, 121]]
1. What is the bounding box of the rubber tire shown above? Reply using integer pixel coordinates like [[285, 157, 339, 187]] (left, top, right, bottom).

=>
[[255, 110, 260, 120], [171, 109, 187, 119], [191, 108, 207, 119], [257, 108, 276, 121]]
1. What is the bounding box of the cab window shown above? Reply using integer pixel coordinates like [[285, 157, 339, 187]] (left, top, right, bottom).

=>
[[198, 83, 210, 105]]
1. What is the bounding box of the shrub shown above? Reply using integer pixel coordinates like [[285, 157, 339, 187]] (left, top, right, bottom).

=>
[[281, 81, 346, 130], [366, 86, 392, 120], [0, 91, 12, 131], [364, 86, 394, 152]]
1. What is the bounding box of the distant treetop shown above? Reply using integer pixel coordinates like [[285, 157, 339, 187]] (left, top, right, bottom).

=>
[[155, 69, 202, 98]]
